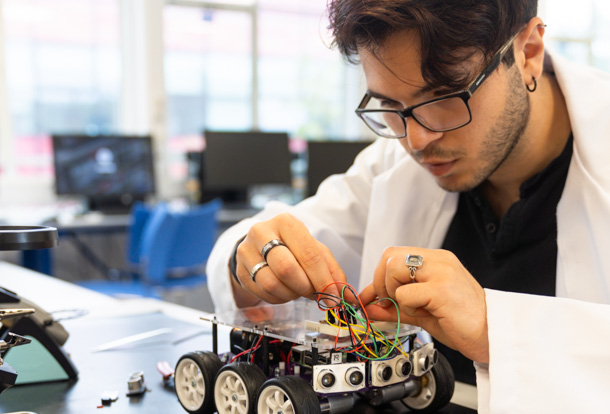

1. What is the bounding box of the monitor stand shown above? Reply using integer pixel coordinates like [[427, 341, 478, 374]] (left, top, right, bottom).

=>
[[88, 195, 137, 215]]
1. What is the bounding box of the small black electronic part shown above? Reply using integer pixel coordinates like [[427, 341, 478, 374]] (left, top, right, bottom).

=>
[[126, 371, 149, 396], [100, 390, 119, 406]]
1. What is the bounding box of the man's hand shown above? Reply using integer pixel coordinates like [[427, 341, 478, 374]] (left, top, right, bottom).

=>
[[359, 247, 490, 363], [230, 213, 348, 308]]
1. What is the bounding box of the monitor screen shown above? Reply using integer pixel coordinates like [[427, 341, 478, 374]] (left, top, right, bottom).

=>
[[52, 135, 156, 211], [201, 131, 292, 203], [306, 140, 372, 197]]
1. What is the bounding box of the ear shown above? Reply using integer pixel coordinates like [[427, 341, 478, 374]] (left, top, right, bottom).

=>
[[513, 17, 546, 86]]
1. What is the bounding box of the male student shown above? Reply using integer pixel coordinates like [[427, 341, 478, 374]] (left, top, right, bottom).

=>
[[207, 1, 610, 412]]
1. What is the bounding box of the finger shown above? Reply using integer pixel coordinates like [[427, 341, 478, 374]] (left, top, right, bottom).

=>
[[250, 267, 301, 304], [274, 216, 339, 298], [385, 254, 415, 297], [358, 284, 378, 306], [314, 241, 350, 300], [246, 220, 317, 300], [372, 250, 393, 303], [237, 235, 302, 304], [238, 258, 300, 304], [363, 302, 399, 322], [262, 244, 316, 298], [395, 284, 433, 318]]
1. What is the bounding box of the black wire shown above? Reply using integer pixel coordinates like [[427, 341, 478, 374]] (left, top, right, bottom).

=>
[[313, 291, 341, 309], [314, 285, 374, 354], [246, 333, 260, 361]]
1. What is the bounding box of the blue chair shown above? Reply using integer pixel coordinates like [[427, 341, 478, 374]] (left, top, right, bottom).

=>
[[77, 199, 222, 299]]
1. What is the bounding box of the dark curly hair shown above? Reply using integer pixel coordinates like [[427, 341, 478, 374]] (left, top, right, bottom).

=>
[[327, 0, 537, 90]]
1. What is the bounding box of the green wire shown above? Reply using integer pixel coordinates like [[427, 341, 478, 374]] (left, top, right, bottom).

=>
[[333, 285, 407, 360]]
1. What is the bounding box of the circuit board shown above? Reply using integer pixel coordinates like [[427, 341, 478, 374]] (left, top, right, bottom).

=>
[[200, 299, 421, 351]]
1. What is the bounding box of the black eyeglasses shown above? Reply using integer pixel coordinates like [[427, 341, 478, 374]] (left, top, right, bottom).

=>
[[355, 32, 520, 138]]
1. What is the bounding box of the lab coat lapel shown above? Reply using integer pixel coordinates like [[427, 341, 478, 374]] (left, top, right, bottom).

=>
[[358, 155, 458, 289], [552, 52, 610, 303]]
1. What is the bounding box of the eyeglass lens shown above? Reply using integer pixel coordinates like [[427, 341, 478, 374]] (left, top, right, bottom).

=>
[[360, 95, 471, 137]]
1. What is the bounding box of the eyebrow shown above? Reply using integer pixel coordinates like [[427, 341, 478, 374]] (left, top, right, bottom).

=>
[[366, 84, 439, 104]]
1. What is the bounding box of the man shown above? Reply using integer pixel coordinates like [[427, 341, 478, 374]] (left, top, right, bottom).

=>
[[207, 1, 610, 412]]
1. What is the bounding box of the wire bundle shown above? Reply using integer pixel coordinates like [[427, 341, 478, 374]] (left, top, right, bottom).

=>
[[314, 282, 410, 360], [230, 333, 284, 364]]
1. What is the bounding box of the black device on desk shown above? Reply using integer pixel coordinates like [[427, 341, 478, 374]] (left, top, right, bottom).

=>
[[0, 226, 77, 395], [191, 130, 292, 205], [52, 134, 156, 214]]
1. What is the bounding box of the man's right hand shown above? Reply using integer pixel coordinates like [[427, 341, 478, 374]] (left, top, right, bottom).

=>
[[229, 212, 348, 308]]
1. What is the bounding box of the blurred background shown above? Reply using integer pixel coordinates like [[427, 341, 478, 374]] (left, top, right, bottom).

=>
[[0, 0, 607, 207]]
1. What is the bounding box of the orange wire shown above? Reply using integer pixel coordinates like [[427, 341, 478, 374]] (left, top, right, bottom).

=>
[[316, 281, 373, 354]]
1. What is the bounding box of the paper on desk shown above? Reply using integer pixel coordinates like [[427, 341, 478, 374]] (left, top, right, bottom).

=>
[[92, 328, 173, 352]]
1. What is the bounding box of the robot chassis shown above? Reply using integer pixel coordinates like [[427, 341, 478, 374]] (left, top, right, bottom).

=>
[[174, 301, 455, 414]]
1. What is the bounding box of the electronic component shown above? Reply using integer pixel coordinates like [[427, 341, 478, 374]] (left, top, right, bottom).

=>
[[312, 362, 366, 393], [126, 371, 148, 396], [411, 342, 437, 376], [101, 390, 119, 406], [369, 355, 415, 387], [304, 320, 350, 337]]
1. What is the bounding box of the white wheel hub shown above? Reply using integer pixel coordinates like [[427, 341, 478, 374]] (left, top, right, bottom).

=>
[[257, 385, 295, 414], [175, 358, 206, 411], [215, 370, 249, 414]]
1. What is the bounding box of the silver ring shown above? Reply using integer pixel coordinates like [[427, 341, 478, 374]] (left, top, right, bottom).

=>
[[249, 261, 268, 282], [405, 255, 423, 282], [261, 239, 287, 261]]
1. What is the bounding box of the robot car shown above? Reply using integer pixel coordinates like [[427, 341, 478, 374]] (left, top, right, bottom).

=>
[[174, 287, 455, 414]]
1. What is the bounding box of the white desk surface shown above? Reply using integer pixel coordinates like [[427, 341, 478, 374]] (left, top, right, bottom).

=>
[[0, 261, 210, 324]]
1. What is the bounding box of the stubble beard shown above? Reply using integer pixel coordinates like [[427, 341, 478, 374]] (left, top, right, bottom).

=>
[[437, 66, 531, 193]]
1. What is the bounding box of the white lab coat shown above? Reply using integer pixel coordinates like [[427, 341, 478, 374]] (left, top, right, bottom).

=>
[[206, 52, 610, 413]]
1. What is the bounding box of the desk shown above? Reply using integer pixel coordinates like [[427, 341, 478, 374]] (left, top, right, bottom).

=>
[[0, 262, 477, 413], [0, 262, 219, 413], [18, 214, 132, 277], [21, 207, 259, 277]]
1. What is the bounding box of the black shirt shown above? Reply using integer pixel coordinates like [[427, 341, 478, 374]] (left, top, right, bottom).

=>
[[439, 135, 573, 384]]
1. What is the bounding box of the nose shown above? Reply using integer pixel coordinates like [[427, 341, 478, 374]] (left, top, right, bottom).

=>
[[401, 117, 444, 152]]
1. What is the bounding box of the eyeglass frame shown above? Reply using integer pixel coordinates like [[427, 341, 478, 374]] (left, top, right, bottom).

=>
[[355, 30, 521, 138]]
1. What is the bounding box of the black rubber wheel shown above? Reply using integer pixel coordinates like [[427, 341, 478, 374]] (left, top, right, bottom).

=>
[[257, 375, 321, 414], [214, 362, 267, 414], [401, 352, 455, 413], [175, 351, 223, 414]]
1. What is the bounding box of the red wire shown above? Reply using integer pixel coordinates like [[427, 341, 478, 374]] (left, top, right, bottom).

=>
[[316, 281, 374, 355]]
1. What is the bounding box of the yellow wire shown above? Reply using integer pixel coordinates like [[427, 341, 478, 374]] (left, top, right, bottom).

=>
[[324, 308, 410, 358]]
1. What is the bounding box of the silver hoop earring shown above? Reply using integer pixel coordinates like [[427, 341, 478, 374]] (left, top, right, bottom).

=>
[[526, 77, 537, 93]]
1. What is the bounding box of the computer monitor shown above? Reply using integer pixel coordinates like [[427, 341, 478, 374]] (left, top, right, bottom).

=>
[[199, 131, 292, 204], [52, 134, 156, 213], [306, 140, 372, 197]]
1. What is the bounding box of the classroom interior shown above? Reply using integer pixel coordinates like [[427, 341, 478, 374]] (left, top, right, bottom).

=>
[[0, 0, 607, 412]]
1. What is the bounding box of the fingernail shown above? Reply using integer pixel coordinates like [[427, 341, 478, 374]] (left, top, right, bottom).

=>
[[379, 299, 391, 308]]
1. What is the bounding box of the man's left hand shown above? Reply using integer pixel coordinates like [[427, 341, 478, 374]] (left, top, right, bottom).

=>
[[359, 247, 490, 363]]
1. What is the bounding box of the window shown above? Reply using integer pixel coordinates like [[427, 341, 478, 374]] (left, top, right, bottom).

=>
[[162, 1, 362, 181], [543, 0, 610, 71], [2, 0, 121, 177], [257, 1, 352, 138], [163, 4, 253, 149]]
